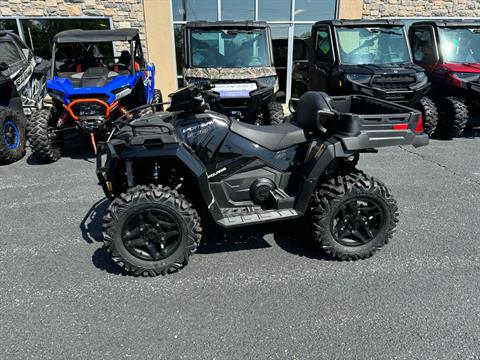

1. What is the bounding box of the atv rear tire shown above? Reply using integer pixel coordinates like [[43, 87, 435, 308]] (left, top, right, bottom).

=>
[[310, 170, 398, 260], [28, 108, 62, 163], [435, 97, 468, 139], [103, 185, 202, 276], [415, 96, 438, 136], [265, 101, 284, 125], [0, 107, 27, 164]]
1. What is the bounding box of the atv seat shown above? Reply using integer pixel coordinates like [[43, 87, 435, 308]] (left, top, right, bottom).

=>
[[231, 121, 308, 151]]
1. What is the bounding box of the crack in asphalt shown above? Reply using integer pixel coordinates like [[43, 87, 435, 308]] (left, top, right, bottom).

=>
[[398, 146, 480, 186]]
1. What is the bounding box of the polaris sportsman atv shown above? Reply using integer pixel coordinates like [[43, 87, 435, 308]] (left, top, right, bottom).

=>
[[183, 21, 284, 125], [0, 31, 47, 163], [292, 20, 439, 136], [96, 85, 428, 276], [409, 20, 480, 138], [28, 28, 161, 163]]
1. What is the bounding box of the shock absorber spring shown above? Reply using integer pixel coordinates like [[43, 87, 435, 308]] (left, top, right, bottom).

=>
[[58, 110, 69, 125]]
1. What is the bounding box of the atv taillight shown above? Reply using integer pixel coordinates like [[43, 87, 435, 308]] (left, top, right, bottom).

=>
[[414, 115, 423, 134]]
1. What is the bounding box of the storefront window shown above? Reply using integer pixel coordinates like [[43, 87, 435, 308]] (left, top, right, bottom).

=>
[[295, 0, 336, 21], [174, 24, 185, 75], [20, 18, 111, 59], [172, 0, 217, 21], [258, 0, 291, 21], [0, 19, 18, 34], [221, 0, 255, 21], [172, 0, 338, 101], [270, 24, 289, 93], [293, 24, 312, 60]]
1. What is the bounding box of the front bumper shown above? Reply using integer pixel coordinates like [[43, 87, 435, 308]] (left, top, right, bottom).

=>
[[349, 81, 430, 106]]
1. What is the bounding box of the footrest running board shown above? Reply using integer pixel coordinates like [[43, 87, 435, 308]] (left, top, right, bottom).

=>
[[218, 208, 300, 228]]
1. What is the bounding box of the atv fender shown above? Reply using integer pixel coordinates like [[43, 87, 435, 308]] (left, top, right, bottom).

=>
[[97, 141, 224, 221]]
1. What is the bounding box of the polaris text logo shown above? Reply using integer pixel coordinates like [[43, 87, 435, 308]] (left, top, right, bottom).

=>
[[182, 121, 215, 134], [208, 167, 226, 179]]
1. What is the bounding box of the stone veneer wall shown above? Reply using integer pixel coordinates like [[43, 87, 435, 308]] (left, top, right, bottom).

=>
[[0, 0, 146, 52], [363, 0, 480, 17]]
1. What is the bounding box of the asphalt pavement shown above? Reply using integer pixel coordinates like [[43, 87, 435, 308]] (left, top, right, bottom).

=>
[[1, 132, 480, 359]]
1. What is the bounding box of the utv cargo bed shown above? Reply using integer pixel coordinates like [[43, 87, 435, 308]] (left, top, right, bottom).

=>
[[330, 95, 428, 150], [306, 93, 429, 150]]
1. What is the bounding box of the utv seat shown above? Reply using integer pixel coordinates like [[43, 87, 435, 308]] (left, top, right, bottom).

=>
[[231, 121, 308, 151]]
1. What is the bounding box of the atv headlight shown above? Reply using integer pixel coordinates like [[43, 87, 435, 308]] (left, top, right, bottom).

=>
[[112, 86, 132, 100], [49, 89, 65, 102], [256, 76, 277, 89], [345, 74, 371, 84], [185, 77, 210, 87], [452, 72, 480, 82]]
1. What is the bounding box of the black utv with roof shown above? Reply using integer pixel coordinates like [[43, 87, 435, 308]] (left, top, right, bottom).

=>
[[182, 21, 284, 125], [292, 20, 439, 135], [0, 31, 47, 164], [96, 84, 428, 276]]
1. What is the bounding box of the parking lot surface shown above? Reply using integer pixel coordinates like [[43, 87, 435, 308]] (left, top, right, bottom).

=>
[[1, 133, 480, 359]]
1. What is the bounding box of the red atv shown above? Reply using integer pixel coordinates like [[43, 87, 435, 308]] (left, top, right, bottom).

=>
[[409, 20, 480, 138]]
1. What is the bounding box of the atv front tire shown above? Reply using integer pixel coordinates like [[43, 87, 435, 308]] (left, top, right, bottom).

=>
[[416, 96, 438, 136], [28, 108, 62, 163], [0, 107, 27, 164], [265, 101, 284, 125], [103, 185, 202, 276], [310, 170, 398, 260], [435, 97, 468, 139]]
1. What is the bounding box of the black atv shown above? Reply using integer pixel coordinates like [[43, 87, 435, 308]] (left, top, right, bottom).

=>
[[0, 31, 47, 164], [96, 85, 428, 276], [183, 21, 284, 125], [292, 20, 439, 136]]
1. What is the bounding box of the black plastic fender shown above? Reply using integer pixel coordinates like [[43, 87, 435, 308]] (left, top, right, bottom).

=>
[[102, 142, 224, 221]]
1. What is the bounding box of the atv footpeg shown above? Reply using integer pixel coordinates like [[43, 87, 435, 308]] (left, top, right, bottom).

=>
[[269, 188, 295, 209]]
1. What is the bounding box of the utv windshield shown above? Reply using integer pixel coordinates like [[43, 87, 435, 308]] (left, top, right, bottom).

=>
[[336, 26, 411, 65], [189, 28, 271, 68], [439, 27, 480, 63]]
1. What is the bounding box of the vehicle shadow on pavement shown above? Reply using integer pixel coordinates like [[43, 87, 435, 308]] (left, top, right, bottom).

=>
[[27, 133, 96, 165], [80, 197, 128, 275], [197, 219, 273, 255], [272, 220, 336, 261], [80, 197, 110, 243]]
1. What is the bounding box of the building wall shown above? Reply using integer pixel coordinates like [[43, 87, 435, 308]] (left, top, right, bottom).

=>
[[363, 0, 480, 17], [339, 0, 364, 19], [143, 0, 177, 97], [0, 0, 146, 43]]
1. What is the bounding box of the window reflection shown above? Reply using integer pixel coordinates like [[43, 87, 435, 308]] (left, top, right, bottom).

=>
[[221, 0, 255, 21], [172, 0, 217, 21], [295, 0, 335, 21], [258, 0, 291, 21]]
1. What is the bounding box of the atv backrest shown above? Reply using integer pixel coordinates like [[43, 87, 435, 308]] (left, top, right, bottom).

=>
[[294, 91, 333, 131]]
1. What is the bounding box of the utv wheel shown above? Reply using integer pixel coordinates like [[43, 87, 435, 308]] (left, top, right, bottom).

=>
[[103, 185, 202, 276], [416, 96, 438, 136], [0, 107, 26, 164], [310, 170, 398, 260], [435, 97, 468, 139], [265, 101, 284, 125], [28, 108, 61, 163], [152, 89, 164, 111]]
